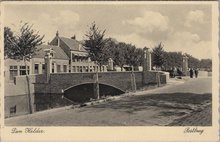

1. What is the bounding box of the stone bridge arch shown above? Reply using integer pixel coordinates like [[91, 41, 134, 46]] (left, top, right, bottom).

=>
[[63, 82, 125, 103]]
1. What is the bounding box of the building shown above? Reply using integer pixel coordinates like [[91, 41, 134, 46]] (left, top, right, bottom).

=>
[[4, 44, 69, 83], [4, 32, 107, 117], [4, 45, 69, 117], [50, 32, 107, 73]]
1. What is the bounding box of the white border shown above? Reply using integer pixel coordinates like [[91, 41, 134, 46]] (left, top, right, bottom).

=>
[[1, 1, 219, 141]]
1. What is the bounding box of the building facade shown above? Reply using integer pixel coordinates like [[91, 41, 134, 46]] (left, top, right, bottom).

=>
[[50, 32, 107, 73], [4, 44, 69, 83]]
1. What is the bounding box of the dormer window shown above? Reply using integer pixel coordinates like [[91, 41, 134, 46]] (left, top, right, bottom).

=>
[[79, 44, 82, 51]]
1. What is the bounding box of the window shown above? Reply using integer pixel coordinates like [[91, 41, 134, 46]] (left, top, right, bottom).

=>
[[52, 63, 55, 73], [19, 66, 29, 75], [10, 105, 16, 114], [57, 65, 61, 73], [9, 66, 18, 80], [83, 66, 86, 72], [72, 55, 76, 62], [34, 64, 39, 74], [72, 66, 76, 72], [85, 66, 88, 72], [76, 66, 79, 72], [80, 66, 82, 72], [63, 65, 67, 72], [93, 66, 96, 72], [42, 64, 46, 74]]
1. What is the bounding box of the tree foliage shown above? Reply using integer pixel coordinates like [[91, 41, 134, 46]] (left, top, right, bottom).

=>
[[104, 41, 143, 71], [4, 27, 15, 58], [186, 54, 200, 69], [83, 22, 108, 66], [4, 23, 44, 61], [114, 42, 126, 70], [83, 23, 212, 72], [152, 42, 165, 69], [84, 23, 144, 70], [163, 52, 182, 70], [199, 59, 212, 70]]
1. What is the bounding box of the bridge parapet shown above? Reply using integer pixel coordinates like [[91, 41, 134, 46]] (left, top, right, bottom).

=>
[[48, 71, 143, 93], [14, 71, 167, 95]]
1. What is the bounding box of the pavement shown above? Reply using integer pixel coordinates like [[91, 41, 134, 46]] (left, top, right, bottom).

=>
[[5, 77, 212, 126], [168, 104, 212, 126]]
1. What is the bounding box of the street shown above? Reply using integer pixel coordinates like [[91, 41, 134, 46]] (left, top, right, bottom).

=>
[[5, 77, 212, 126]]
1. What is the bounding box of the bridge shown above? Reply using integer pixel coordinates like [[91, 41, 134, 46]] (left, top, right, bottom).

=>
[[11, 48, 169, 112], [14, 70, 167, 112]]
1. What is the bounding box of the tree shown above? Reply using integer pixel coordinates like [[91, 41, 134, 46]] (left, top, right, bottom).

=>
[[83, 22, 108, 66], [114, 42, 126, 71], [199, 59, 212, 71], [5, 23, 44, 62], [134, 48, 144, 70], [152, 42, 165, 70], [186, 54, 200, 69], [163, 51, 182, 70], [4, 27, 15, 58], [103, 37, 118, 61], [4, 23, 44, 113]]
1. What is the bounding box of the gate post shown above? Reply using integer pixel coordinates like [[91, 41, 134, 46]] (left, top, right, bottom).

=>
[[131, 66, 136, 92], [182, 53, 189, 76], [142, 47, 152, 84], [44, 48, 54, 83]]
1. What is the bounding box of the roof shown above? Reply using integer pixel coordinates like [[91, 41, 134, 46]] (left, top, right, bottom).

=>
[[59, 37, 87, 52], [33, 45, 69, 60]]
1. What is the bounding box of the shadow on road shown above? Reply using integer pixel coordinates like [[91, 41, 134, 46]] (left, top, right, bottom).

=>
[[85, 92, 212, 126], [89, 93, 211, 110]]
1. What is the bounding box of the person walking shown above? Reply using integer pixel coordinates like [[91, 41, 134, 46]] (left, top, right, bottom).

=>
[[189, 68, 194, 78], [195, 68, 199, 78]]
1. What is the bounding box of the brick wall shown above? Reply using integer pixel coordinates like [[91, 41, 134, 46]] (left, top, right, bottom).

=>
[[5, 95, 29, 118], [5, 71, 167, 114], [13, 71, 166, 95]]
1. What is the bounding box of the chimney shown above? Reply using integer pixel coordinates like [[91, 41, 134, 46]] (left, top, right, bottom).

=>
[[56, 31, 60, 47], [71, 35, 76, 40], [56, 31, 59, 37]]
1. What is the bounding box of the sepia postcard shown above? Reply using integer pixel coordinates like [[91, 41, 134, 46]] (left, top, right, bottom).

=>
[[0, 1, 219, 141]]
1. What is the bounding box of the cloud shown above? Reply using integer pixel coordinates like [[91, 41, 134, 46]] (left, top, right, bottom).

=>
[[5, 10, 80, 42], [53, 10, 80, 27], [184, 10, 205, 27], [123, 11, 169, 32], [172, 31, 201, 43], [110, 33, 155, 48], [164, 31, 211, 59]]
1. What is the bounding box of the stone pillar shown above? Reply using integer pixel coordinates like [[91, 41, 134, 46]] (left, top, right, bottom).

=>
[[147, 49, 151, 71], [142, 47, 152, 85], [131, 66, 136, 92], [107, 58, 114, 71], [182, 54, 188, 76], [143, 47, 152, 71], [44, 48, 53, 83]]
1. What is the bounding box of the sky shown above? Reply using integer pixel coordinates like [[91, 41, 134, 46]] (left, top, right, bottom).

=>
[[4, 3, 212, 59]]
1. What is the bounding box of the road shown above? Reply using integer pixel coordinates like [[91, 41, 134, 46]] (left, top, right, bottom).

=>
[[5, 77, 212, 126]]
